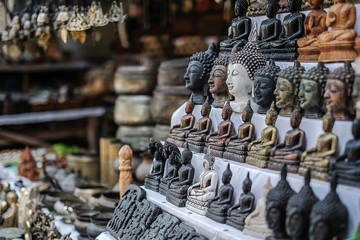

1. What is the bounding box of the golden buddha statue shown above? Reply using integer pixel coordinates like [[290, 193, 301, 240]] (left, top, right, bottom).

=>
[[246, 102, 279, 168], [2, 191, 18, 228], [299, 107, 338, 180]]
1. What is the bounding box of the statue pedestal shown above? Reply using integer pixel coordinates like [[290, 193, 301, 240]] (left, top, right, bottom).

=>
[[297, 46, 320, 62], [318, 41, 357, 62]]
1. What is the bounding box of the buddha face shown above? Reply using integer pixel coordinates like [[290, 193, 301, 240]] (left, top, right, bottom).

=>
[[286, 206, 305, 238], [184, 61, 204, 92], [287, 0, 298, 12], [266, 203, 283, 230], [299, 79, 321, 111], [209, 66, 228, 95], [322, 116, 334, 133], [290, 113, 301, 129], [323, 79, 347, 113], [254, 76, 276, 108], [265, 113, 276, 126], [222, 172, 232, 184], [274, 77, 295, 110], [242, 110, 252, 122], [201, 105, 209, 116], [309, 215, 330, 240], [226, 63, 252, 101]]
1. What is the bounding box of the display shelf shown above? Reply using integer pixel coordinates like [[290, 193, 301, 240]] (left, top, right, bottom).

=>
[[0, 61, 92, 73]]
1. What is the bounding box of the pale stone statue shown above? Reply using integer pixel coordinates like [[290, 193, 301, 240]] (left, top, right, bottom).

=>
[[119, 145, 133, 199]]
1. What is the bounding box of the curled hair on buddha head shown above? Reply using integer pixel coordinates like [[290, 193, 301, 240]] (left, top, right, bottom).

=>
[[278, 60, 305, 96], [204, 149, 215, 168], [190, 43, 218, 82], [254, 60, 281, 82], [213, 55, 230, 68], [302, 61, 329, 97], [328, 61, 355, 98]]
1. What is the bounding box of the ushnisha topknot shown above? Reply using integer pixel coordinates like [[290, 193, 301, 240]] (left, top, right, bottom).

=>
[[236, 0, 249, 12], [223, 163, 233, 179], [301, 61, 329, 96], [204, 151, 215, 167], [327, 61, 355, 97], [266, 101, 278, 119], [243, 172, 252, 189], [202, 96, 212, 113], [254, 60, 281, 82], [278, 60, 305, 95], [223, 99, 233, 116], [190, 43, 218, 82], [213, 55, 230, 68], [243, 99, 254, 116]]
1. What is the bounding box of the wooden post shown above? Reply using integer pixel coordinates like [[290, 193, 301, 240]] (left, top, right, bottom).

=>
[[100, 137, 114, 187], [108, 140, 122, 188]]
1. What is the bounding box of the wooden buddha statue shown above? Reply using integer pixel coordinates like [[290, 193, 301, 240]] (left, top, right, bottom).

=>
[[208, 55, 230, 108], [144, 139, 166, 192]]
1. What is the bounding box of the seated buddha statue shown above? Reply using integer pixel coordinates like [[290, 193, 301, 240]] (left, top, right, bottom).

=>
[[299, 107, 338, 180], [269, 109, 306, 173], [226, 172, 255, 231], [144, 139, 166, 192], [206, 164, 234, 223], [166, 149, 195, 207], [317, 0, 357, 62], [186, 153, 218, 215], [220, 0, 251, 54], [258, 0, 281, 49], [223, 100, 255, 163], [205, 100, 236, 158], [246, 102, 279, 168], [184, 97, 212, 153], [208, 55, 230, 108], [158, 144, 181, 195], [167, 95, 196, 147]]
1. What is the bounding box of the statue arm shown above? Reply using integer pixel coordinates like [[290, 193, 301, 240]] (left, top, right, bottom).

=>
[[240, 125, 254, 143], [228, 203, 240, 213], [170, 124, 180, 132], [206, 132, 217, 142], [248, 139, 261, 149], [289, 131, 305, 151], [344, 6, 356, 29], [233, 20, 251, 40], [311, 15, 327, 36], [228, 26, 233, 39], [179, 167, 195, 185], [318, 136, 338, 157], [168, 177, 179, 187], [262, 129, 278, 147], [262, 23, 281, 42], [240, 196, 255, 213], [225, 135, 237, 145], [180, 117, 195, 131], [208, 196, 219, 205], [202, 174, 218, 192], [219, 188, 233, 205], [197, 119, 212, 134], [293, 15, 305, 39]]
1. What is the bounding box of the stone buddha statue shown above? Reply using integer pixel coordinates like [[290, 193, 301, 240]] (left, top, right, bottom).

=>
[[220, 0, 252, 54], [226, 172, 255, 231], [309, 175, 348, 240], [184, 97, 212, 153], [323, 62, 355, 121], [286, 169, 319, 240], [243, 177, 273, 238], [299, 62, 329, 119], [186, 153, 218, 215], [159, 143, 181, 195], [299, 107, 338, 180], [317, 0, 357, 62], [246, 102, 279, 168], [166, 149, 195, 207], [297, 0, 327, 62], [269, 109, 306, 173], [223, 100, 255, 162], [205, 100, 236, 158], [266, 165, 295, 240], [167, 95, 196, 147], [206, 164, 234, 223], [208, 55, 230, 108], [185, 43, 217, 105], [258, 0, 281, 49], [144, 139, 166, 192], [254, 60, 281, 114], [274, 61, 305, 117]]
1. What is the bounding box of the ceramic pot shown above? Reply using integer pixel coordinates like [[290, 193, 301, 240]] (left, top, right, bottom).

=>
[[98, 192, 120, 212], [74, 184, 108, 203], [72, 203, 95, 215], [157, 58, 189, 86], [74, 211, 100, 237], [153, 124, 170, 141], [114, 95, 153, 125], [88, 192, 102, 208], [87, 212, 113, 240], [135, 152, 153, 182], [67, 153, 100, 182], [116, 126, 154, 151]]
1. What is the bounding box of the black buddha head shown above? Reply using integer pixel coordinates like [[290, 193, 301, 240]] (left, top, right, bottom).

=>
[[203, 152, 215, 171], [234, 0, 249, 17], [290, 109, 302, 129], [222, 163, 233, 184], [242, 100, 254, 122], [286, 169, 319, 239], [201, 96, 212, 117], [352, 118, 360, 140], [154, 141, 164, 160], [287, 0, 302, 12], [181, 148, 193, 165], [222, 99, 233, 120], [242, 172, 252, 194], [266, 0, 280, 18], [209, 55, 229, 96], [185, 95, 195, 114]]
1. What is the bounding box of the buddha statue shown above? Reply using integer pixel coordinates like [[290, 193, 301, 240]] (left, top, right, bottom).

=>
[[223, 100, 255, 163], [208, 55, 230, 108], [185, 43, 217, 105], [297, 0, 327, 62], [166, 149, 195, 207], [274, 61, 305, 117], [299, 107, 338, 180], [266, 165, 295, 240], [299, 62, 329, 119], [184, 97, 212, 153], [258, 0, 281, 49], [144, 139, 166, 192], [226, 24, 266, 113], [186, 153, 218, 215], [323, 62, 355, 121], [205, 100, 236, 158], [309, 175, 348, 240], [2, 191, 18, 228], [226, 172, 255, 231], [18, 146, 41, 181], [246, 102, 279, 168], [219, 0, 251, 54], [206, 164, 234, 223], [269, 109, 306, 173], [286, 169, 319, 240], [254, 60, 281, 114], [243, 177, 273, 238], [317, 0, 357, 62], [167, 95, 196, 147]]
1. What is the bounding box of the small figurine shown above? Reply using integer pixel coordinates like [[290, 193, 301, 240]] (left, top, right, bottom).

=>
[[2, 191, 18, 228], [144, 139, 166, 192], [66, 6, 90, 44], [54, 3, 70, 43], [226, 172, 255, 231], [186, 152, 218, 215], [299, 107, 338, 180], [166, 149, 195, 207], [286, 169, 319, 240], [184, 43, 217, 105], [108, 1, 128, 23], [208, 56, 230, 108], [266, 165, 295, 240], [299, 62, 329, 119], [274, 61, 305, 117], [18, 146, 41, 181], [223, 100, 255, 162], [205, 100, 236, 157], [309, 175, 348, 240], [269, 109, 306, 173], [246, 102, 279, 168], [353, 58, 360, 118], [254, 60, 281, 114], [88, 1, 109, 27], [184, 97, 212, 153], [323, 62, 355, 121], [119, 145, 133, 199], [258, 0, 281, 49], [243, 177, 273, 238], [206, 164, 234, 223]]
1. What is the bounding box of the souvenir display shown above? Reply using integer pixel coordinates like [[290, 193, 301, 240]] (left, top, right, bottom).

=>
[[54, 1, 70, 43], [108, 1, 128, 23], [274, 61, 305, 117], [186, 152, 218, 215], [18, 146, 41, 181], [185, 43, 217, 105], [119, 145, 133, 199], [209, 56, 230, 108], [87, 1, 109, 27], [246, 102, 279, 168], [184, 97, 212, 153], [66, 6, 91, 44], [353, 58, 360, 117], [206, 164, 234, 223], [223, 100, 255, 162], [205, 100, 236, 157], [226, 172, 255, 231], [2, 191, 18, 228], [144, 140, 166, 192], [299, 107, 338, 180], [258, 0, 281, 49], [299, 62, 329, 119], [269, 109, 306, 173]]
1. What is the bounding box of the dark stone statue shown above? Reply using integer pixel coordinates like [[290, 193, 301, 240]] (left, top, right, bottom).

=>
[[258, 0, 282, 49], [159, 142, 181, 195], [226, 172, 255, 231], [142, 212, 181, 240], [144, 139, 166, 192]]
